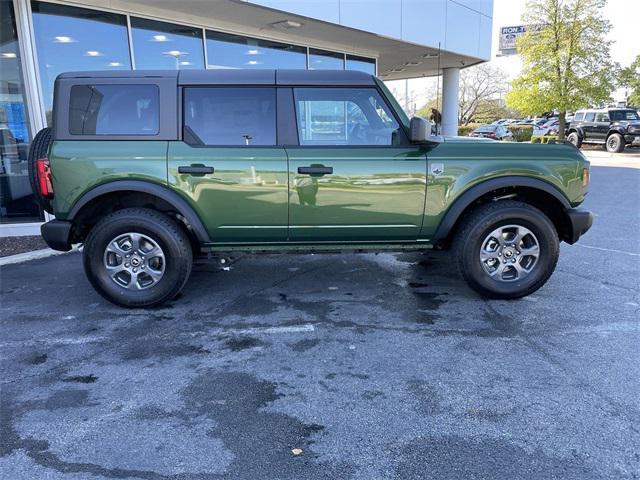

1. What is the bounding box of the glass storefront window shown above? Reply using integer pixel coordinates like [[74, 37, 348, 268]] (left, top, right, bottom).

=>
[[206, 31, 306, 69], [131, 17, 204, 70], [346, 54, 376, 74], [31, 1, 131, 125], [1, 0, 42, 223], [308, 49, 344, 70]]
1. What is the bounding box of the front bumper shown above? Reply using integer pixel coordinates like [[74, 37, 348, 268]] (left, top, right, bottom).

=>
[[624, 134, 640, 146], [565, 209, 593, 244], [41, 220, 73, 251]]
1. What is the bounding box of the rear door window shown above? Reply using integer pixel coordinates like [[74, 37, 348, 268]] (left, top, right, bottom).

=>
[[595, 112, 610, 122], [584, 112, 595, 122], [183, 87, 276, 146], [69, 84, 159, 135]]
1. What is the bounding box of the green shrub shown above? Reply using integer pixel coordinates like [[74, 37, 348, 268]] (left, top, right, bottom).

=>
[[509, 125, 533, 142], [457, 123, 483, 137], [531, 135, 559, 144]]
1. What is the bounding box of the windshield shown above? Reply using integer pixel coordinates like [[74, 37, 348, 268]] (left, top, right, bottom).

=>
[[475, 126, 497, 132], [609, 110, 640, 121]]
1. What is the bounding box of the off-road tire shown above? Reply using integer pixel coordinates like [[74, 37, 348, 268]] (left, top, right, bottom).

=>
[[606, 133, 625, 153], [567, 131, 582, 149], [453, 200, 559, 299], [83, 208, 192, 308], [27, 127, 53, 213]]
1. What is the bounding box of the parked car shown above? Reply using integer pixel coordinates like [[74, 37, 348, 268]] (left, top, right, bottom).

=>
[[469, 124, 513, 140], [32, 69, 593, 307], [533, 119, 560, 137], [567, 108, 640, 152], [492, 118, 516, 125], [513, 119, 538, 126]]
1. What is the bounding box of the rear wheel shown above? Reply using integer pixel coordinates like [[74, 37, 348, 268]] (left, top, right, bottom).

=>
[[27, 127, 53, 213], [567, 131, 582, 148], [83, 208, 192, 308], [453, 201, 559, 299], [606, 133, 625, 153]]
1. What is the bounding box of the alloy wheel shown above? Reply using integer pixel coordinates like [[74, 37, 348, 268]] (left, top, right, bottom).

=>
[[479, 224, 540, 282], [103, 232, 165, 290]]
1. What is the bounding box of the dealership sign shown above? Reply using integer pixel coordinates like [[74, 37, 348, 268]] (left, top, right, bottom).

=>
[[499, 25, 529, 55]]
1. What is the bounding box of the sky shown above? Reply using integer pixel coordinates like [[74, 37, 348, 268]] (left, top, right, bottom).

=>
[[387, 0, 640, 111]]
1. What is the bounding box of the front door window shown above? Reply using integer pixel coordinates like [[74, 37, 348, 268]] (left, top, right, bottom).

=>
[[294, 88, 402, 146]]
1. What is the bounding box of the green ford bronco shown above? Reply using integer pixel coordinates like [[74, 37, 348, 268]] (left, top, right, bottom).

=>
[[31, 69, 593, 307]]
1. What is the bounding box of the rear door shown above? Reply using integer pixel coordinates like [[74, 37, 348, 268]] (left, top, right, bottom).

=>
[[594, 112, 611, 141], [285, 87, 427, 242], [581, 111, 597, 140], [168, 86, 288, 242]]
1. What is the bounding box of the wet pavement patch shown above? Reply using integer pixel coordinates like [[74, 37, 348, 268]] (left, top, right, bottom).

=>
[[288, 338, 320, 352], [61, 375, 98, 384], [224, 336, 267, 351], [181, 371, 352, 478], [26, 353, 48, 365], [43, 389, 94, 411], [121, 342, 210, 361], [392, 435, 602, 480]]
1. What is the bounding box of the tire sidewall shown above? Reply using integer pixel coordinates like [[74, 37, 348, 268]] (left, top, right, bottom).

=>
[[83, 213, 190, 307], [568, 132, 581, 147], [606, 134, 623, 153], [460, 206, 558, 297]]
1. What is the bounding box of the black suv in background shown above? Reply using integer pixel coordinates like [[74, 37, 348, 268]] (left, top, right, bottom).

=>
[[567, 108, 640, 153]]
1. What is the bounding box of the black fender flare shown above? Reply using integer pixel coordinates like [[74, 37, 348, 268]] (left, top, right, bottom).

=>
[[67, 180, 211, 243], [606, 127, 625, 137], [432, 176, 571, 242], [567, 127, 583, 138]]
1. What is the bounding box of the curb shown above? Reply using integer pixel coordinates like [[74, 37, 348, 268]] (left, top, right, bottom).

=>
[[0, 246, 79, 267]]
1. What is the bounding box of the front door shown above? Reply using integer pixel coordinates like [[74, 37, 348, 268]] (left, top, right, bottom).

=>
[[593, 112, 611, 141], [286, 87, 427, 242], [168, 86, 288, 243]]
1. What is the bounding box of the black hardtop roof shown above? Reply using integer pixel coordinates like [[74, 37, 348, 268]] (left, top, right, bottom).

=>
[[56, 69, 376, 86]]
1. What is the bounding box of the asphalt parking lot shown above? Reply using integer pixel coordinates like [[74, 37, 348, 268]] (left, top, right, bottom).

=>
[[1, 149, 639, 479]]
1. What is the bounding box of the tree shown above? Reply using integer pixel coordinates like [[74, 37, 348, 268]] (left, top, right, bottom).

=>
[[415, 64, 509, 125], [619, 55, 640, 107], [505, 0, 616, 139], [458, 64, 509, 124]]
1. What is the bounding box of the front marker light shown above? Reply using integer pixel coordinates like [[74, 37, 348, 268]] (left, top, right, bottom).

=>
[[582, 167, 590, 188]]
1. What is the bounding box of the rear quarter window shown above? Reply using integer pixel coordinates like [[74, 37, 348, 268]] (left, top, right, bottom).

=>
[[69, 84, 159, 135]]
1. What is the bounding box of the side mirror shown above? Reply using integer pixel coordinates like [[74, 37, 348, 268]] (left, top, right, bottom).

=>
[[410, 117, 430, 143]]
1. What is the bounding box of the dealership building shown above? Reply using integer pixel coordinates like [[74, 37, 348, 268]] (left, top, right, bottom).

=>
[[1, 0, 493, 234]]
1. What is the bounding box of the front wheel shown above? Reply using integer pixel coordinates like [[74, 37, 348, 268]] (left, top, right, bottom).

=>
[[606, 133, 625, 153], [453, 201, 559, 299], [83, 208, 192, 308]]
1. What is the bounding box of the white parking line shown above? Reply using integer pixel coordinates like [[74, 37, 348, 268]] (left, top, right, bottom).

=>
[[0, 247, 78, 266], [227, 324, 316, 335], [183, 324, 316, 337], [0, 335, 107, 348], [575, 243, 640, 257]]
